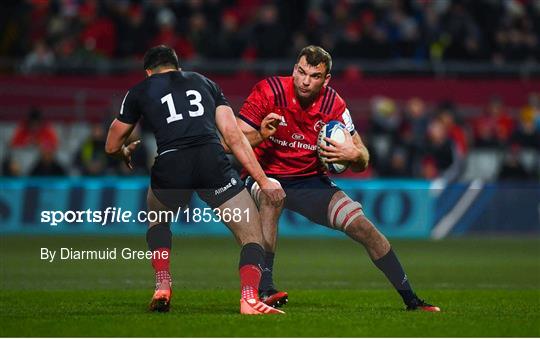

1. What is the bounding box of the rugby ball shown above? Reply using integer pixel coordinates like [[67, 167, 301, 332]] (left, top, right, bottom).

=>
[[317, 120, 350, 174]]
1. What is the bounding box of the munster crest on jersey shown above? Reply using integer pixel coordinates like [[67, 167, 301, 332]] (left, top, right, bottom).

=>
[[314, 120, 325, 131]]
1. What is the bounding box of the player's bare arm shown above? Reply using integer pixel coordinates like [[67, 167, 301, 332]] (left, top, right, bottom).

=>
[[319, 131, 369, 172], [221, 113, 280, 152], [215, 105, 285, 204], [230, 113, 281, 151], [105, 119, 141, 170]]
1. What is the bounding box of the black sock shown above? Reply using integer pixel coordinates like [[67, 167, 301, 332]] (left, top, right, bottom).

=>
[[238, 243, 265, 269], [146, 223, 172, 251], [259, 251, 275, 292], [373, 248, 416, 305]]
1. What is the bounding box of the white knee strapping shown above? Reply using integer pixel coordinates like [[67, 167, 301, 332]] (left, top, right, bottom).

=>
[[329, 196, 364, 231], [249, 178, 280, 208]]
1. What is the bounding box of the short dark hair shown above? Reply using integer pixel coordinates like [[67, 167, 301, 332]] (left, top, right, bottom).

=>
[[143, 45, 179, 71], [297, 45, 332, 75]]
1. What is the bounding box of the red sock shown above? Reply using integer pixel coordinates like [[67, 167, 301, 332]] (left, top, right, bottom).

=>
[[152, 248, 170, 283], [240, 264, 261, 301]]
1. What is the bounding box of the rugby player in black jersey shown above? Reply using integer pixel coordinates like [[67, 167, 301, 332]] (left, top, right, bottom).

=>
[[105, 45, 285, 315]]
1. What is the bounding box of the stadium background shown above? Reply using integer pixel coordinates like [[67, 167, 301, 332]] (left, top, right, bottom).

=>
[[0, 0, 539, 337]]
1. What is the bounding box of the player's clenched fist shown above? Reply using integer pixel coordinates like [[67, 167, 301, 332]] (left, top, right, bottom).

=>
[[122, 139, 141, 170], [260, 113, 282, 139]]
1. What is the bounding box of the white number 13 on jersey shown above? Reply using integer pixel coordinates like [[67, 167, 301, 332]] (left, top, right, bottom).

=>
[[162, 90, 204, 124]]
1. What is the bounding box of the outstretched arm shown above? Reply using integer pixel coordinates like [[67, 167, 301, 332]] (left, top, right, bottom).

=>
[[215, 105, 285, 203]]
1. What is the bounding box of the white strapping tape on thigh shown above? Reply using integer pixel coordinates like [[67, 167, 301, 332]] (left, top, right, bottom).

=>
[[330, 196, 364, 231], [249, 178, 280, 208]]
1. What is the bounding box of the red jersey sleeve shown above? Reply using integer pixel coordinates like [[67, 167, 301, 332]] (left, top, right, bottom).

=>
[[330, 93, 355, 134], [238, 79, 275, 129]]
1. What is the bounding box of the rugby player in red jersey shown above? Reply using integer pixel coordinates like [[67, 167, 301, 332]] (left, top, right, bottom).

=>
[[234, 45, 440, 312]]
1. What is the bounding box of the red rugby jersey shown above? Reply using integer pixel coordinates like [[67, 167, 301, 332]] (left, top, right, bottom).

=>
[[239, 76, 355, 178]]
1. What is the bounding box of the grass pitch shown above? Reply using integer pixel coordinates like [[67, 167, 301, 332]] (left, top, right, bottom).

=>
[[1, 236, 539, 337]]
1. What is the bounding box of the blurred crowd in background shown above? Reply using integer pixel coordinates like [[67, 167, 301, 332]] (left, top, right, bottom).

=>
[[3, 92, 539, 181], [3, 0, 539, 73], [1, 0, 539, 181], [365, 93, 539, 181]]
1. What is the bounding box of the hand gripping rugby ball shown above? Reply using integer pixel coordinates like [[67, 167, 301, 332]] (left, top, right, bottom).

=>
[[317, 120, 350, 174]]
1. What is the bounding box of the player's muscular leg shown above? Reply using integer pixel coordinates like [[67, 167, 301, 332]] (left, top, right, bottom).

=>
[[147, 188, 172, 227], [216, 189, 264, 246], [258, 193, 284, 252], [346, 214, 391, 260], [223, 190, 284, 314], [328, 191, 439, 311], [328, 191, 390, 260]]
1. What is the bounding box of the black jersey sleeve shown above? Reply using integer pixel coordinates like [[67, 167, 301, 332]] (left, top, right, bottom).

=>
[[208, 79, 230, 107], [117, 89, 141, 124]]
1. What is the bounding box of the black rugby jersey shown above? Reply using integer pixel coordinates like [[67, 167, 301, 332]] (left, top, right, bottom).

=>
[[117, 71, 229, 154]]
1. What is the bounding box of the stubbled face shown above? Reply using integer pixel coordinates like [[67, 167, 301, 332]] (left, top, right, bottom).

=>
[[292, 56, 330, 104]]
